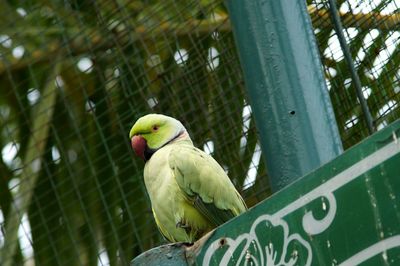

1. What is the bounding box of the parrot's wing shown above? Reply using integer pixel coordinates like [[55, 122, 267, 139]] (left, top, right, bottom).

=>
[[169, 144, 247, 227]]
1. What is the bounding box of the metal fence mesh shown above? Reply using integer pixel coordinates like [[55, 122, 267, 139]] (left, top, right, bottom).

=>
[[0, 0, 399, 265], [310, 0, 400, 147]]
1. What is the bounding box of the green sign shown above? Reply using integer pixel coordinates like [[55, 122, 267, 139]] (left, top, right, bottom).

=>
[[195, 120, 400, 265]]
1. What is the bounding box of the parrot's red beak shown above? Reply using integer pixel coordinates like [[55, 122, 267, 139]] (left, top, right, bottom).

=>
[[131, 135, 147, 161]]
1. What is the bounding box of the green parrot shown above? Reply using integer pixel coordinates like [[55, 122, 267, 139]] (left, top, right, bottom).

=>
[[129, 114, 247, 243]]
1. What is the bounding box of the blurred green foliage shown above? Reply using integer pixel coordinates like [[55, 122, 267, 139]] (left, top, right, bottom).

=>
[[0, 0, 399, 265]]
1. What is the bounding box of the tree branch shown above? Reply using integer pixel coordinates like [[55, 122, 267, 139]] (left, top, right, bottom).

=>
[[0, 8, 399, 75]]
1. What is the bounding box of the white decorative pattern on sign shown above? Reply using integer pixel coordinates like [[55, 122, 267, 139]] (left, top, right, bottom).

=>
[[202, 215, 312, 266]]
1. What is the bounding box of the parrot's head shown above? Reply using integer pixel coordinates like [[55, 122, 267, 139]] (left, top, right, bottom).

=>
[[129, 114, 190, 161]]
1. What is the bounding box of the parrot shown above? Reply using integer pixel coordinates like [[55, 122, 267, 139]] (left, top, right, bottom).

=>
[[129, 114, 247, 243]]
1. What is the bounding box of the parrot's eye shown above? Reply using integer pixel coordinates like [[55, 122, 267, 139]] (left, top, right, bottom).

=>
[[152, 125, 159, 131]]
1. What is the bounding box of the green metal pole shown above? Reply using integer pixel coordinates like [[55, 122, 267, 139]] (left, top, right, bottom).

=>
[[226, 0, 343, 191], [328, 0, 375, 134]]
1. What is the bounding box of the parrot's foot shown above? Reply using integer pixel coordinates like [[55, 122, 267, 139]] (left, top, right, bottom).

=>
[[175, 221, 190, 229]]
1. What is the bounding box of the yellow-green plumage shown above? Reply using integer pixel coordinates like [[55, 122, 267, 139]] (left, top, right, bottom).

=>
[[130, 114, 247, 242]]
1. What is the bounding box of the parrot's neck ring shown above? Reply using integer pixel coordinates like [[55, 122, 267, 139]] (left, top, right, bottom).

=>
[[144, 130, 188, 162], [169, 130, 189, 144]]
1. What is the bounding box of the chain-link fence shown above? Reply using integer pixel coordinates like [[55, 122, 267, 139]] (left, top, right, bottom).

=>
[[0, 0, 398, 265], [310, 0, 400, 147]]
